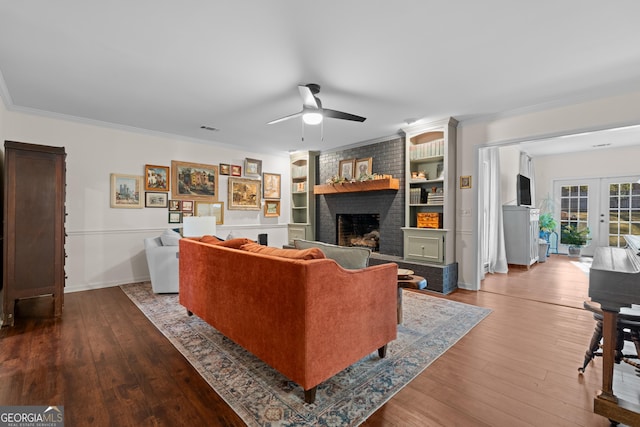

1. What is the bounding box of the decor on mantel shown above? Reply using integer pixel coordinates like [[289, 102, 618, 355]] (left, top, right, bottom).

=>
[[315, 177, 399, 195], [121, 282, 491, 427]]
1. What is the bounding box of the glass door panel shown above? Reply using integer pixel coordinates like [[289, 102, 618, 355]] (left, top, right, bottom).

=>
[[603, 179, 640, 247]]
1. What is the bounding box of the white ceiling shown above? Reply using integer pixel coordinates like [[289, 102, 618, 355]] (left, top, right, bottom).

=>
[[1, 1, 640, 155]]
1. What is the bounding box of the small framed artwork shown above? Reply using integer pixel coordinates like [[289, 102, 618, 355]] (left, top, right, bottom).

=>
[[264, 200, 280, 217], [110, 173, 143, 208], [263, 172, 281, 199], [171, 160, 218, 202], [244, 158, 262, 177], [182, 200, 194, 212], [339, 159, 355, 181], [231, 165, 242, 176], [195, 201, 224, 225], [144, 165, 170, 192], [460, 175, 472, 189], [355, 157, 373, 179], [219, 163, 231, 175], [183, 212, 193, 218], [228, 177, 261, 210], [145, 192, 168, 208], [168, 212, 182, 224], [169, 200, 181, 211]]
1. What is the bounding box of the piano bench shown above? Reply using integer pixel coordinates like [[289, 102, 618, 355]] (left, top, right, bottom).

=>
[[579, 300, 640, 373]]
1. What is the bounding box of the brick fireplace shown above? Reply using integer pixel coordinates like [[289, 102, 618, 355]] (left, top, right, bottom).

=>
[[316, 138, 405, 257], [336, 213, 380, 251]]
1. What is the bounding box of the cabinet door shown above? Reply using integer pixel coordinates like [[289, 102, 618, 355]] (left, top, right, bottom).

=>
[[405, 233, 444, 263]]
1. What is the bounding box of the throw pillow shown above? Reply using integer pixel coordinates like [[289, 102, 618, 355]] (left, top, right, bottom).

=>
[[160, 229, 181, 246], [199, 235, 223, 244], [239, 242, 325, 260], [293, 239, 371, 269], [213, 237, 252, 249]]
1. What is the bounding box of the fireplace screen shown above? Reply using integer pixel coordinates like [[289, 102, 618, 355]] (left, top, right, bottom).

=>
[[336, 213, 380, 251]]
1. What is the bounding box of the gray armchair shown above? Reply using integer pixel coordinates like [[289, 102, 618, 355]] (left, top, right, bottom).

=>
[[144, 230, 180, 293]]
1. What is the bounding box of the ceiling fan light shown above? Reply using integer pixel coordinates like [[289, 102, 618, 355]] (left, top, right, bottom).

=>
[[302, 112, 323, 125]]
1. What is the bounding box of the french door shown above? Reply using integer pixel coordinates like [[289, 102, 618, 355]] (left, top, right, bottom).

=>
[[553, 176, 640, 256], [599, 177, 640, 248]]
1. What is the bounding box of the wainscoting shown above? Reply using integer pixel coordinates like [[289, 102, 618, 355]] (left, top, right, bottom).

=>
[[64, 224, 288, 292]]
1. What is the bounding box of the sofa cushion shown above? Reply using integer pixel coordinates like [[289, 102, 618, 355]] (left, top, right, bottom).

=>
[[160, 229, 182, 246], [293, 239, 371, 269], [199, 235, 223, 244], [240, 242, 325, 260], [213, 237, 253, 249]]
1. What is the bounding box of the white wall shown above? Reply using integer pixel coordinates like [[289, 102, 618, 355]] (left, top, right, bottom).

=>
[[534, 144, 640, 206], [499, 145, 521, 205], [457, 90, 640, 290], [1, 105, 290, 292]]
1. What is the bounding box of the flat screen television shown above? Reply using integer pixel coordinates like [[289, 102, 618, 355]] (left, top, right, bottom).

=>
[[517, 174, 532, 207]]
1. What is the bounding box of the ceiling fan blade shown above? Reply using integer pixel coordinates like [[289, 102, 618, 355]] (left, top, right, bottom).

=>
[[267, 111, 303, 125], [298, 85, 320, 109], [323, 109, 366, 122]]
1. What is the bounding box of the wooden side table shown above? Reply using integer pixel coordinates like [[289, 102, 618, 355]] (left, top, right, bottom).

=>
[[397, 274, 426, 324]]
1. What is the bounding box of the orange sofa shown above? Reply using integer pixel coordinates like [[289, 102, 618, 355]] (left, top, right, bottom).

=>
[[178, 237, 398, 403]]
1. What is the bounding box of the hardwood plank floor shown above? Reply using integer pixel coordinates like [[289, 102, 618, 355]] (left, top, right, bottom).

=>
[[0, 255, 625, 426]]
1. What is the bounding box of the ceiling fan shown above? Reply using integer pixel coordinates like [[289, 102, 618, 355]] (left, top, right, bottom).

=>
[[267, 84, 366, 126]]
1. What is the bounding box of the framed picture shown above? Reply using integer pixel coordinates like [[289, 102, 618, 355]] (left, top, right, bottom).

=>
[[144, 165, 170, 192], [181, 200, 194, 212], [171, 160, 218, 201], [264, 200, 280, 217], [244, 158, 262, 177], [339, 159, 355, 181], [231, 164, 242, 176], [355, 157, 373, 179], [460, 175, 472, 189], [183, 212, 193, 218], [228, 177, 261, 210], [219, 163, 230, 175], [169, 200, 181, 211], [110, 173, 143, 208], [195, 201, 224, 225], [263, 172, 281, 199], [168, 212, 182, 224], [145, 192, 168, 208]]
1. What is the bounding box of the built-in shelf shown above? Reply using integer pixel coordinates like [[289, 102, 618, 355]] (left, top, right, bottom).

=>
[[314, 178, 399, 195]]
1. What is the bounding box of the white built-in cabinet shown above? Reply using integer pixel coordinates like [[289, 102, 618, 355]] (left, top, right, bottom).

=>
[[502, 205, 540, 268], [288, 151, 318, 245], [401, 117, 457, 265]]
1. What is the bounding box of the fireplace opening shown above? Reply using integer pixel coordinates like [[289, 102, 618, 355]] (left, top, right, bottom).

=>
[[336, 214, 380, 251]]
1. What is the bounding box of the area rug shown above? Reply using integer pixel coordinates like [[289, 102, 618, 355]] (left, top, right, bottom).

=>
[[571, 257, 593, 276], [121, 282, 491, 426]]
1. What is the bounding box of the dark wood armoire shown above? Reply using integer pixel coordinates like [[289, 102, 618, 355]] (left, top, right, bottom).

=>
[[1, 141, 66, 327]]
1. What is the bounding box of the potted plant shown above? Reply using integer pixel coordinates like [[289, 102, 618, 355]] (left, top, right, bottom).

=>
[[537, 213, 557, 262], [539, 212, 557, 239], [561, 225, 591, 257]]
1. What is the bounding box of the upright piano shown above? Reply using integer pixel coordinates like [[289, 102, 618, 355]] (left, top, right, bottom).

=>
[[588, 234, 640, 425]]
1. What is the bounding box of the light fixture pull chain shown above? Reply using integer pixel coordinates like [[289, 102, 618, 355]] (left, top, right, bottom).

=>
[[301, 119, 304, 142]]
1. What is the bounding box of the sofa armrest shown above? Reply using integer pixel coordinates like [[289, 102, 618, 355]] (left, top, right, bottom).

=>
[[145, 244, 180, 293]]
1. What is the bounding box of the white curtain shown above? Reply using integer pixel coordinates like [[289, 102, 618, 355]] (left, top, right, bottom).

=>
[[519, 152, 536, 205], [480, 147, 508, 277]]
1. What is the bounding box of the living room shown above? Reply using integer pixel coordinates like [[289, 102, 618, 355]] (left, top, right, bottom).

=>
[[2, 2, 640, 425]]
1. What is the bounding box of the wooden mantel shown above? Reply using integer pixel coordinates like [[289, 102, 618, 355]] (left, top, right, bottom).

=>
[[314, 178, 399, 195]]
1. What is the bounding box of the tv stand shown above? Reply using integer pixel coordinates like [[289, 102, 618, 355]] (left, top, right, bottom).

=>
[[503, 205, 540, 268]]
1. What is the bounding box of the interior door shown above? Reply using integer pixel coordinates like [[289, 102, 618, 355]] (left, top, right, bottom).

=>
[[554, 179, 599, 257], [599, 176, 640, 248]]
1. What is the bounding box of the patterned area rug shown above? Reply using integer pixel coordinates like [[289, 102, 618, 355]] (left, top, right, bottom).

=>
[[121, 282, 491, 426]]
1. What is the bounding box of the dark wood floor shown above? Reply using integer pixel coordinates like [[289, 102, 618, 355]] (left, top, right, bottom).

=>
[[0, 255, 622, 426]]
